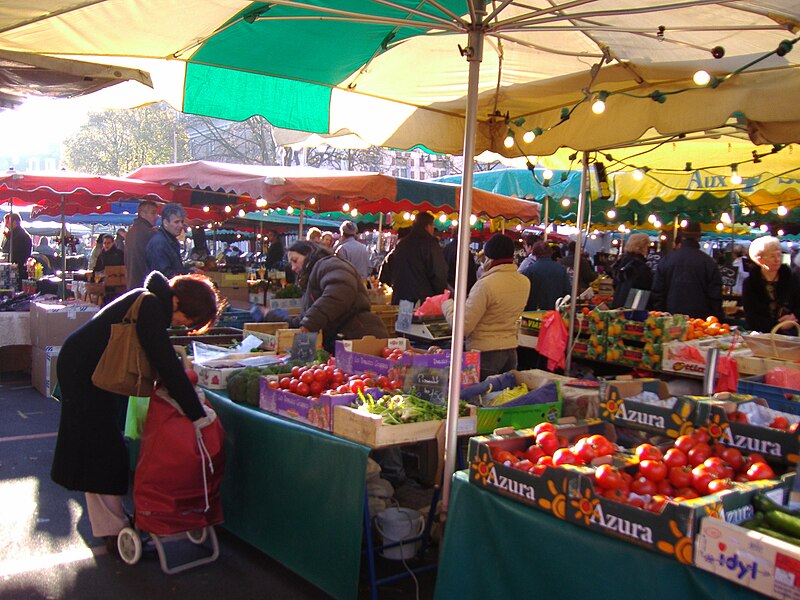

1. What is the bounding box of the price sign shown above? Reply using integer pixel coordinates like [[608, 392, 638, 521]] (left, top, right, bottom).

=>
[[645, 252, 661, 272], [396, 299, 414, 332], [402, 366, 449, 405], [719, 265, 738, 289], [290, 332, 318, 362]]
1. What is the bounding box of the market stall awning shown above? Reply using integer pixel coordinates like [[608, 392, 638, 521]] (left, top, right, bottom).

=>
[[128, 161, 540, 222]]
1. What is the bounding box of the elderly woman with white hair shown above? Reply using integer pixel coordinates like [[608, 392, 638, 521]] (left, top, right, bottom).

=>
[[611, 232, 653, 309], [741, 236, 800, 333]]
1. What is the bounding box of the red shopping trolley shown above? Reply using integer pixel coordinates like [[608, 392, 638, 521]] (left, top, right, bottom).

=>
[[118, 387, 225, 574]]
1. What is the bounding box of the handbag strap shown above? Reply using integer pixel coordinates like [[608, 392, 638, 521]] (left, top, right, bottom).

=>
[[123, 291, 155, 324]]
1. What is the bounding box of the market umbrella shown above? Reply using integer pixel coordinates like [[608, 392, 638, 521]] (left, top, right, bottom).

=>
[[8, 1, 800, 513], [127, 161, 541, 231]]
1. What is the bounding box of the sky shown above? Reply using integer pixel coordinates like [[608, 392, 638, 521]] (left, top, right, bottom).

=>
[[0, 96, 92, 157]]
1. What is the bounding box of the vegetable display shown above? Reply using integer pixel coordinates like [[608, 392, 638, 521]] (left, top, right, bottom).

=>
[[352, 391, 470, 425], [742, 492, 800, 547]]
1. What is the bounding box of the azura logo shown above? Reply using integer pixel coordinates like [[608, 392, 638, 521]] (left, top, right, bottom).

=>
[[617, 403, 665, 429], [589, 502, 654, 543], [719, 429, 782, 456], [484, 465, 536, 501]]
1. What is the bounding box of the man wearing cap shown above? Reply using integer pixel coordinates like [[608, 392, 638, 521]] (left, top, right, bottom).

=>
[[335, 220, 371, 279], [651, 222, 723, 318], [442, 233, 530, 380], [145, 202, 193, 279]]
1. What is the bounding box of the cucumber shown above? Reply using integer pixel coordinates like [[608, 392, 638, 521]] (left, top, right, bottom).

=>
[[754, 492, 800, 517], [764, 510, 800, 539], [754, 524, 800, 547]]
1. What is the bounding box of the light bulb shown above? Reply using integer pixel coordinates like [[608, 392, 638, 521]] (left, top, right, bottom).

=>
[[516, 224, 522, 231], [206, 223, 213, 229], [660, 234, 666, 241], [286, 206, 294, 214], [742, 206, 751, 216], [778, 229, 785, 236], [730, 168, 743, 185], [760, 224, 769, 232], [522, 130, 535, 144], [439, 214, 447, 222], [633, 169, 644, 181], [543, 169, 554, 181], [350, 208, 358, 217], [693, 70, 711, 86], [647, 214, 656, 224], [618, 224, 626, 232], [409, 213, 416, 221], [778, 205, 788, 216], [342, 203, 350, 212], [224, 205, 232, 213], [606, 209, 616, 219], [256, 233, 262, 239], [503, 134, 514, 149], [451, 219, 459, 227], [591, 99, 606, 114], [403, 212, 411, 221], [309, 197, 316, 205], [561, 198, 570, 207], [680, 219, 688, 228], [469, 214, 477, 226], [255, 198, 267, 208], [612, 239, 619, 245], [203, 206, 210, 213], [238, 209, 246, 217], [236, 234, 242, 239], [720, 211, 731, 224], [590, 233, 597, 240], [653, 220, 662, 229], [703, 243, 710, 250], [716, 222, 725, 231]]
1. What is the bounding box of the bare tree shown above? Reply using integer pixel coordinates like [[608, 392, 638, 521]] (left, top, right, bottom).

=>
[[184, 114, 278, 165]]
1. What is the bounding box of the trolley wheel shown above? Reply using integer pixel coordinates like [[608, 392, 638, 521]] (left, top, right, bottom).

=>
[[117, 527, 143, 565], [187, 527, 208, 544]]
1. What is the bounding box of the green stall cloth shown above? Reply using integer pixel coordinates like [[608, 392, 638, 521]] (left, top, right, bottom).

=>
[[205, 389, 370, 600], [435, 471, 760, 600]]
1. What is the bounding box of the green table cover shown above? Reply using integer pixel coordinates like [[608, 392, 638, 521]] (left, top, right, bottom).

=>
[[205, 390, 370, 600], [435, 471, 763, 599]]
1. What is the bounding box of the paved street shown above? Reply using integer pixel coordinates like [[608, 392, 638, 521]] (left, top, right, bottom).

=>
[[0, 372, 435, 600]]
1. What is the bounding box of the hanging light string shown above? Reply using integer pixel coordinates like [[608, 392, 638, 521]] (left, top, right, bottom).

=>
[[504, 35, 799, 147]]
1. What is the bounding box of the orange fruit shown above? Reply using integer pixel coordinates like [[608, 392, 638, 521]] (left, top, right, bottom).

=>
[[706, 315, 719, 324]]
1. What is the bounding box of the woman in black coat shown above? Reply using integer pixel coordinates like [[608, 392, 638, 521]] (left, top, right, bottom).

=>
[[51, 271, 221, 551], [742, 236, 800, 333], [611, 232, 653, 309]]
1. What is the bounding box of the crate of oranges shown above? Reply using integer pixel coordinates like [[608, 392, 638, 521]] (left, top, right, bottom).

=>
[[685, 315, 731, 340]]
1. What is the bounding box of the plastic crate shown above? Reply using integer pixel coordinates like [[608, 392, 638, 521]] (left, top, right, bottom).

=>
[[217, 308, 251, 330], [737, 374, 800, 415]]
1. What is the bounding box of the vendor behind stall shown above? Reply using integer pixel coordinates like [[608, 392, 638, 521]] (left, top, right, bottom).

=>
[[742, 236, 800, 333], [1, 213, 32, 285]]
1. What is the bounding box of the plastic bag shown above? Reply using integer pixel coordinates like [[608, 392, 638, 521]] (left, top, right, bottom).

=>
[[714, 354, 739, 393], [765, 366, 800, 390], [414, 290, 451, 317], [538, 310, 568, 371]]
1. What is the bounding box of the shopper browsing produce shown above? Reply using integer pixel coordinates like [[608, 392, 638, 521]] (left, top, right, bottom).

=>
[[742, 235, 800, 333]]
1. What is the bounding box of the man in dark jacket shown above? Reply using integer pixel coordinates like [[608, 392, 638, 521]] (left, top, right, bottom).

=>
[[125, 200, 158, 288], [2, 212, 32, 286], [387, 212, 448, 305], [651, 223, 723, 318], [520, 241, 571, 311], [145, 202, 192, 279], [443, 227, 477, 296]]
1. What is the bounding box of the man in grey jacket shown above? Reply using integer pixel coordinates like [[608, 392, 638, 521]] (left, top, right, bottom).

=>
[[124, 200, 158, 289]]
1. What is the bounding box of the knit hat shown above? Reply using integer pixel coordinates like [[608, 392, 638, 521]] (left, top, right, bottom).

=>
[[340, 220, 358, 236], [680, 221, 702, 239], [483, 233, 515, 260]]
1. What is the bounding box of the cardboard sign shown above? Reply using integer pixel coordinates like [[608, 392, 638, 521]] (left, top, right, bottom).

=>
[[720, 265, 738, 289], [396, 299, 414, 332], [403, 365, 449, 405], [291, 332, 318, 362]]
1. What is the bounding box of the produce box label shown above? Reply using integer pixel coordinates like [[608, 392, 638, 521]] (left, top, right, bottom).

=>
[[599, 378, 694, 438], [259, 378, 368, 430], [689, 396, 800, 465]]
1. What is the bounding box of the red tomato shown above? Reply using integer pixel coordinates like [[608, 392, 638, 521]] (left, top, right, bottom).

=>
[[745, 452, 768, 466], [362, 377, 376, 388], [634, 443, 663, 463], [524, 444, 545, 464], [601, 487, 627, 503], [529, 463, 548, 476], [309, 381, 324, 396], [376, 375, 391, 389], [668, 465, 693, 489], [594, 464, 624, 490], [673, 435, 697, 454], [691, 428, 711, 444], [703, 456, 734, 480], [687, 442, 713, 467], [727, 410, 749, 423], [674, 487, 700, 501], [300, 371, 315, 385], [491, 449, 517, 464], [537, 455, 554, 467], [790, 422, 800, 434], [707, 478, 732, 494], [572, 437, 597, 465], [552, 448, 578, 466], [746, 461, 776, 482], [657, 479, 675, 497], [663, 448, 688, 469], [719, 447, 744, 473], [638, 459, 668, 482], [587, 434, 615, 457], [348, 379, 366, 394], [533, 422, 557, 437], [296, 382, 310, 396], [381, 347, 394, 358], [313, 369, 328, 383], [691, 465, 716, 495], [536, 431, 559, 456], [332, 370, 346, 384], [291, 365, 302, 378], [323, 365, 336, 380], [512, 459, 534, 472], [336, 384, 350, 394], [626, 496, 646, 509], [647, 495, 670, 513], [279, 377, 292, 390], [268, 379, 280, 389], [630, 475, 657, 496], [770, 415, 790, 430]]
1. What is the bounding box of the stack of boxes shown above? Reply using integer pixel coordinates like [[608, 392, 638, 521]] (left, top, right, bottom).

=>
[[30, 301, 100, 397], [0, 262, 19, 291], [604, 310, 688, 369]]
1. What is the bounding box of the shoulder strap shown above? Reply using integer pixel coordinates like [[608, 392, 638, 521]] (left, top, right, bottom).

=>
[[123, 291, 154, 323]]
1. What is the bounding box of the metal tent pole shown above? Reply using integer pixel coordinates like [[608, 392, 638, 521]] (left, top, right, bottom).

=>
[[442, 12, 484, 515]]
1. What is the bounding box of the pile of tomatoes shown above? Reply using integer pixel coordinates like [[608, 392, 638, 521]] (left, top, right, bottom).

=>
[[379, 345, 446, 360], [267, 363, 403, 398], [593, 430, 776, 512], [726, 410, 797, 431], [490, 422, 617, 476]]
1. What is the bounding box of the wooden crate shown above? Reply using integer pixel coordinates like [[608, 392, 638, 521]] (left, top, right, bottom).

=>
[[332, 404, 476, 448], [371, 304, 398, 336], [736, 353, 800, 376]]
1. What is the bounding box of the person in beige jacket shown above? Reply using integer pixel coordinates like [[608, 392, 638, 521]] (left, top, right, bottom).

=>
[[442, 233, 530, 380]]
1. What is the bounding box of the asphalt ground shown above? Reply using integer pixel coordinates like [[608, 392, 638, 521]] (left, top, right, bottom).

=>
[[0, 371, 436, 600]]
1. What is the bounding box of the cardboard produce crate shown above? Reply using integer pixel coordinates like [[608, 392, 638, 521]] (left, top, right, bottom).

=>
[[599, 378, 695, 438], [695, 512, 800, 598], [32, 345, 60, 397], [194, 352, 284, 389], [460, 370, 563, 434], [662, 335, 749, 377], [259, 378, 364, 431], [605, 309, 688, 343], [605, 337, 663, 369], [737, 354, 800, 377], [333, 403, 477, 448], [29, 300, 100, 348]]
